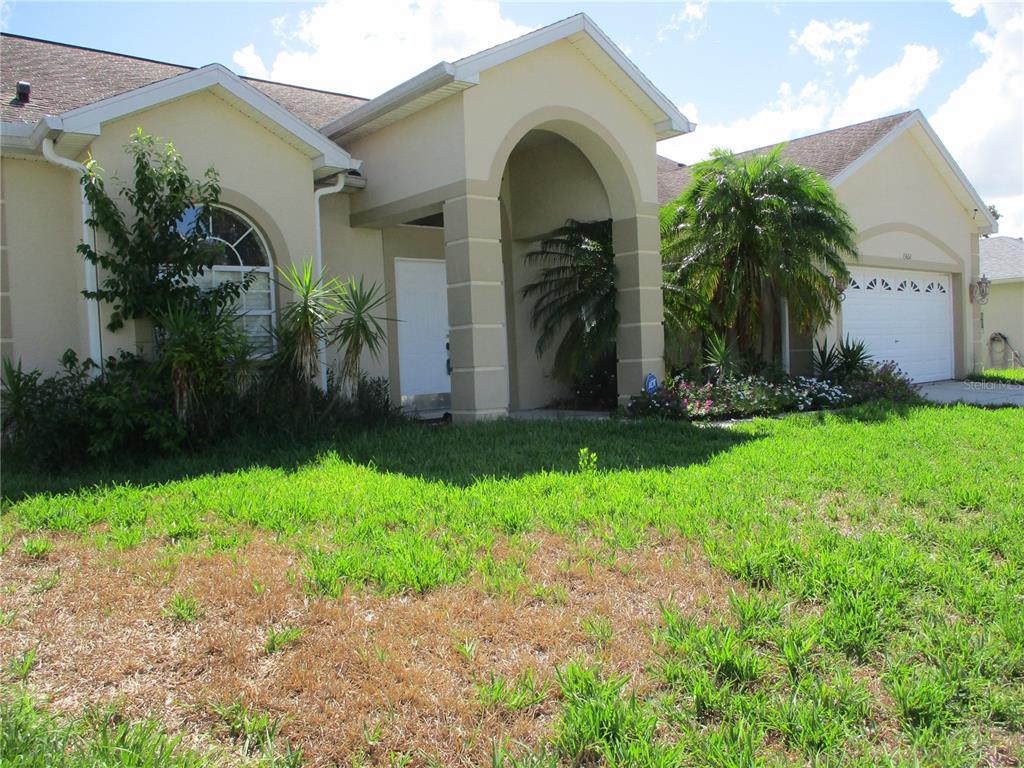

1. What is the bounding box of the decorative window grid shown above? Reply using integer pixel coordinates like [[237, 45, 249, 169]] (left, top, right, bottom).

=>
[[178, 206, 276, 356]]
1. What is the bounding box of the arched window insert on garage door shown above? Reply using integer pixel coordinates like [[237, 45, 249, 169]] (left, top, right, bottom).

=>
[[177, 205, 276, 357]]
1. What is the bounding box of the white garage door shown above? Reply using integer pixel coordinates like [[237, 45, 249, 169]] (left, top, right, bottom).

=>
[[841, 266, 954, 383]]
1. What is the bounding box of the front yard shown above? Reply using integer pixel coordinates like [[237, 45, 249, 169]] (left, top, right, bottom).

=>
[[2, 403, 1022, 767]]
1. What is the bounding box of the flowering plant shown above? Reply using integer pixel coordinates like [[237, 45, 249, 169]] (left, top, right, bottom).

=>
[[626, 373, 850, 421]]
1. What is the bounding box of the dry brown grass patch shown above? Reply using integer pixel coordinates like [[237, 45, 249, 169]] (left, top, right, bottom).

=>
[[0, 530, 739, 766]]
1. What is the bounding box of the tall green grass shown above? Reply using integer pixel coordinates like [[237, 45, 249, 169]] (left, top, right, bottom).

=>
[[3, 402, 1022, 765]]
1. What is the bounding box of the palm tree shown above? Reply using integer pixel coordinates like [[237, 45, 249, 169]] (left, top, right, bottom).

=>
[[662, 146, 857, 361], [521, 219, 618, 390]]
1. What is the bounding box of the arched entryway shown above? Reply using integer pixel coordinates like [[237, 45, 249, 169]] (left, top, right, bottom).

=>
[[440, 112, 664, 420]]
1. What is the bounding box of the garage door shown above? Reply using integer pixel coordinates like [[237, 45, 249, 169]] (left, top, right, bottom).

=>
[[841, 266, 954, 382]]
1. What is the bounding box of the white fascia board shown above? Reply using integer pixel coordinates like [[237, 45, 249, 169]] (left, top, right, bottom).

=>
[[0, 121, 38, 154], [832, 110, 997, 235], [324, 13, 694, 142], [914, 115, 998, 235], [452, 14, 694, 137], [57, 64, 358, 173], [829, 111, 920, 189], [321, 62, 473, 139]]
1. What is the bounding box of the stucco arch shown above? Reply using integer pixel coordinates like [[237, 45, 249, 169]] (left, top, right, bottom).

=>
[[483, 106, 644, 222], [857, 221, 965, 270]]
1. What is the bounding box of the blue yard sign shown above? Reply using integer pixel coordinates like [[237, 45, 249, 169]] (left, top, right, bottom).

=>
[[644, 373, 658, 394]]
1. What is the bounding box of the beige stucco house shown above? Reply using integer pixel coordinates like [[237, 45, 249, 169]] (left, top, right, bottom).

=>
[[1, 15, 692, 420], [1, 18, 1000, 425], [979, 236, 1024, 368], [659, 111, 999, 382]]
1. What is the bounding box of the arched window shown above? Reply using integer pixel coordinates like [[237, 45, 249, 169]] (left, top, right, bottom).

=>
[[178, 205, 276, 356]]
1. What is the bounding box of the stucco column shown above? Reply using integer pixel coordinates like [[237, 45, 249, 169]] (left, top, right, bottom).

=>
[[614, 210, 664, 404], [443, 193, 510, 421]]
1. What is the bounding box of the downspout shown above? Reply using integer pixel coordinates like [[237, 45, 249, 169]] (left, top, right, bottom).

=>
[[40, 138, 103, 370], [312, 172, 347, 391], [781, 298, 791, 374]]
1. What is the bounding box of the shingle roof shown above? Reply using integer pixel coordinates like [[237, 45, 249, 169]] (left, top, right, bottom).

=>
[[657, 111, 915, 205], [980, 236, 1024, 281], [0, 34, 367, 131]]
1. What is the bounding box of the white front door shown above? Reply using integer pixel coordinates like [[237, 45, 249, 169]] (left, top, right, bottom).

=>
[[841, 266, 954, 383], [394, 258, 451, 404]]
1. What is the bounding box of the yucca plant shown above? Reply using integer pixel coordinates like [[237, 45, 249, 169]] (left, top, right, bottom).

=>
[[333, 277, 390, 392], [274, 260, 343, 388], [703, 331, 739, 382]]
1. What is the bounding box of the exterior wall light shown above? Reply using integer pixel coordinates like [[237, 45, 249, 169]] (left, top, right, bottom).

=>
[[970, 274, 991, 305], [830, 274, 849, 301]]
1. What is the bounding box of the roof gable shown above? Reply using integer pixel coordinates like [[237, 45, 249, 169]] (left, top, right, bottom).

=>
[[322, 14, 694, 142], [656, 110, 997, 234], [656, 111, 913, 205], [4, 58, 358, 176]]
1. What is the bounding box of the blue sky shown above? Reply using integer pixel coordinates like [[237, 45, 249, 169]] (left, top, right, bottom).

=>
[[3, 1, 1021, 235]]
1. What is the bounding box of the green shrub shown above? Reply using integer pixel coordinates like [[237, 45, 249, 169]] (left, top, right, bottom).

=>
[[1, 351, 182, 469], [844, 361, 922, 405]]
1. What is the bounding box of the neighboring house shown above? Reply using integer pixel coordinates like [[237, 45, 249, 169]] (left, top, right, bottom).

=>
[[658, 111, 998, 383], [979, 236, 1024, 368], [0, 15, 694, 420]]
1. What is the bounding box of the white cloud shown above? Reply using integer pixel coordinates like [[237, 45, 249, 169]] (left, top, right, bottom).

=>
[[791, 19, 871, 71], [658, 0, 710, 41], [232, 44, 269, 80], [661, 43, 941, 166], [660, 81, 831, 164], [829, 44, 940, 127], [950, 0, 983, 18], [932, 1, 1024, 235], [232, 0, 534, 98]]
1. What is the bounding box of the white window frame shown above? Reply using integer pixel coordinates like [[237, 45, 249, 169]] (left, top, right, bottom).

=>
[[190, 205, 277, 357]]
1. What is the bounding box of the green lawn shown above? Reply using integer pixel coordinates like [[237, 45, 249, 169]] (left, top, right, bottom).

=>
[[967, 368, 1024, 384], [2, 402, 1023, 767]]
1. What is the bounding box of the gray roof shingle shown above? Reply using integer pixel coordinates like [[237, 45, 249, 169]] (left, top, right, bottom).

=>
[[980, 236, 1024, 281], [0, 34, 367, 131], [657, 111, 915, 205]]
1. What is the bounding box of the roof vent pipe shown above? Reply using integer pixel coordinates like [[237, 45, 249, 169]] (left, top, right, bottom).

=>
[[16, 81, 30, 103]]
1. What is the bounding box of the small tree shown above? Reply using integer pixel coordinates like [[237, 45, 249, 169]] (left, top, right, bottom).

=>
[[79, 130, 250, 429], [79, 129, 242, 331]]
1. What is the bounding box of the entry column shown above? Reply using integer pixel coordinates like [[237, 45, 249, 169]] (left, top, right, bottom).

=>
[[443, 193, 510, 421], [614, 210, 665, 404]]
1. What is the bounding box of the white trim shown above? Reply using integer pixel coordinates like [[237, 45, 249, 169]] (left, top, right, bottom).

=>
[[313, 174, 347, 390], [321, 63, 470, 139], [324, 13, 693, 142], [40, 138, 103, 370], [0, 121, 37, 155], [781, 298, 791, 374], [54, 64, 358, 175], [452, 14, 694, 137], [831, 110, 997, 235]]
